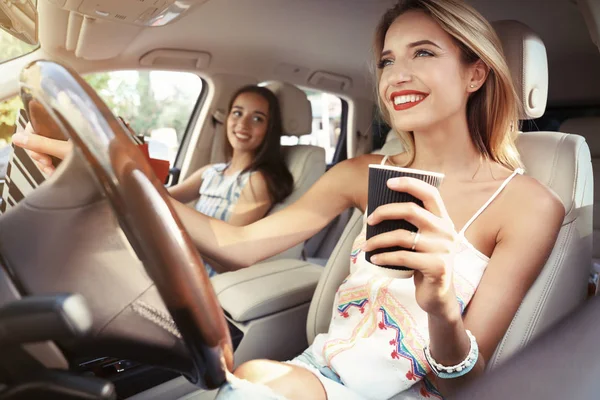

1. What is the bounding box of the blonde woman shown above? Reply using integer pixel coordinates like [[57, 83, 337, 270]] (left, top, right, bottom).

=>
[[15, 0, 564, 398]]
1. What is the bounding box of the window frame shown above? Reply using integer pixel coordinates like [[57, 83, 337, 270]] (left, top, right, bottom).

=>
[[172, 77, 209, 168], [329, 98, 349, 167]]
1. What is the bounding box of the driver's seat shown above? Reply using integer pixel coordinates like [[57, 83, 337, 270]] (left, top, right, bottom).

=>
[[306, 19, 593, 376]]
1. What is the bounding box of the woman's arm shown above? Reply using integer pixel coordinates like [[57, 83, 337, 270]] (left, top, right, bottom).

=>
[[13, 130, 369, 271], [198, 172, 274, 273], [226, 172, 273, 227], [170, 157, 367, 270], [429, 178, 564, 395], [167, 166, 208, 204], [16, 127, 205, 204], [364, 175, 564, 396]]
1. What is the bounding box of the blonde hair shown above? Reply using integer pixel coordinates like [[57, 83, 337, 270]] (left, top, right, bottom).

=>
[[374, 0, 522, 170]]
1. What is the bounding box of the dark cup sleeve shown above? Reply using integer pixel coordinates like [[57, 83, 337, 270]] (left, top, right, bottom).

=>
[[366, 167, 443, 271]]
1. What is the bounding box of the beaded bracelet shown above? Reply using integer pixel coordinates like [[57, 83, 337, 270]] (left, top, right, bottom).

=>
[[423, 329, 479, 379]]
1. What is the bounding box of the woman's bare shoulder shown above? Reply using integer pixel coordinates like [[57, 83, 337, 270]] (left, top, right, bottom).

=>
[[504, 173, 565, 224]]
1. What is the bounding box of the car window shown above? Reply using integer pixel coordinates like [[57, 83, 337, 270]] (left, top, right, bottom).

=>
[[0, 95, 23, 148], [85, 71, 204, 165], [280, 90, 345, 165]]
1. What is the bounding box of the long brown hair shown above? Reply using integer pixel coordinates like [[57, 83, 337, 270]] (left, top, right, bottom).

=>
[[224, 85, 294, 204], [374, 0, 522, 170]]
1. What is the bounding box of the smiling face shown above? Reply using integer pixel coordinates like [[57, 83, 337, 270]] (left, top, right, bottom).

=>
[[377, 10, 478, 133], [226, 92, 270, 154]]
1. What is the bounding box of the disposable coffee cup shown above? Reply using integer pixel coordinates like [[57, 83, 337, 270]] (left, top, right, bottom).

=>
[[366, 165, 444, 275]]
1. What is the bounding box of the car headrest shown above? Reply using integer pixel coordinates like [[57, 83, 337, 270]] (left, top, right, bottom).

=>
[[560, 117, 600, 158], [261, 81, 312, 137], [492, 20, 548, 120]]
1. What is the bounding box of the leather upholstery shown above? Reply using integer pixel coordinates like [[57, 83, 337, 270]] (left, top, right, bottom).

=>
[[279, 145, 325, 207], [306, 208, 363, 344], [493, 20, 549, 120], [212, 259, 322, 322], [488, 131, 592, 369], [453, 296, 600, 400], [561, 117, 600, 158], [264, 145, 325, 261], [262, 81, 312, 137], [262, 82, 326, 260], [560, 117, 600, 266]]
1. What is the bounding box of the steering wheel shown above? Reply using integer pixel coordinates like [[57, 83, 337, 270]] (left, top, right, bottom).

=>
[[17, 60, 234, 388]]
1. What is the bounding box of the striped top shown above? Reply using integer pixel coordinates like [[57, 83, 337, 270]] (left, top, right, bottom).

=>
[[0, 109, 49, 214], [194, 163, 254, 222]]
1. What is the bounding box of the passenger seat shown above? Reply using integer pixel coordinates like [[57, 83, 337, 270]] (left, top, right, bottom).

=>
[[262, 81, 326, 261], [560, 117, 600, 273]]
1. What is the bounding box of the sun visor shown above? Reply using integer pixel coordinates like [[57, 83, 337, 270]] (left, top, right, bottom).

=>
[[40, 0, 212, 60], [139, 49, 211, 70], [74, 17, 142, 60]]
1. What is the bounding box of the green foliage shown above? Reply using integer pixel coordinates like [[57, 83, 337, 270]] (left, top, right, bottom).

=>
[[132, 70, 160, 137], [0, 95, 23, 145], [84, 74, 111, 97], [84, 71, 200, 145], [156, 87, 192, 143], [0, 95, 22, 126], [0, 69, 200, 153], [84, 72, 137, 120]]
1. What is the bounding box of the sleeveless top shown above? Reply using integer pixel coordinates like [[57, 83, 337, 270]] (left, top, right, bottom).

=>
[[194, 163, 254, 222], [308, 157, 524, 400]]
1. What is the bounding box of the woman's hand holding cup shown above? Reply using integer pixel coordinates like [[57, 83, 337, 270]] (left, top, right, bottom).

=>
[[363, 166, 461, 320]]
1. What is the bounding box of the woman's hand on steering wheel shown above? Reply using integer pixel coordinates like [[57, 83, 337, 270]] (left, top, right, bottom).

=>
[[12, 122, 71, 175]]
